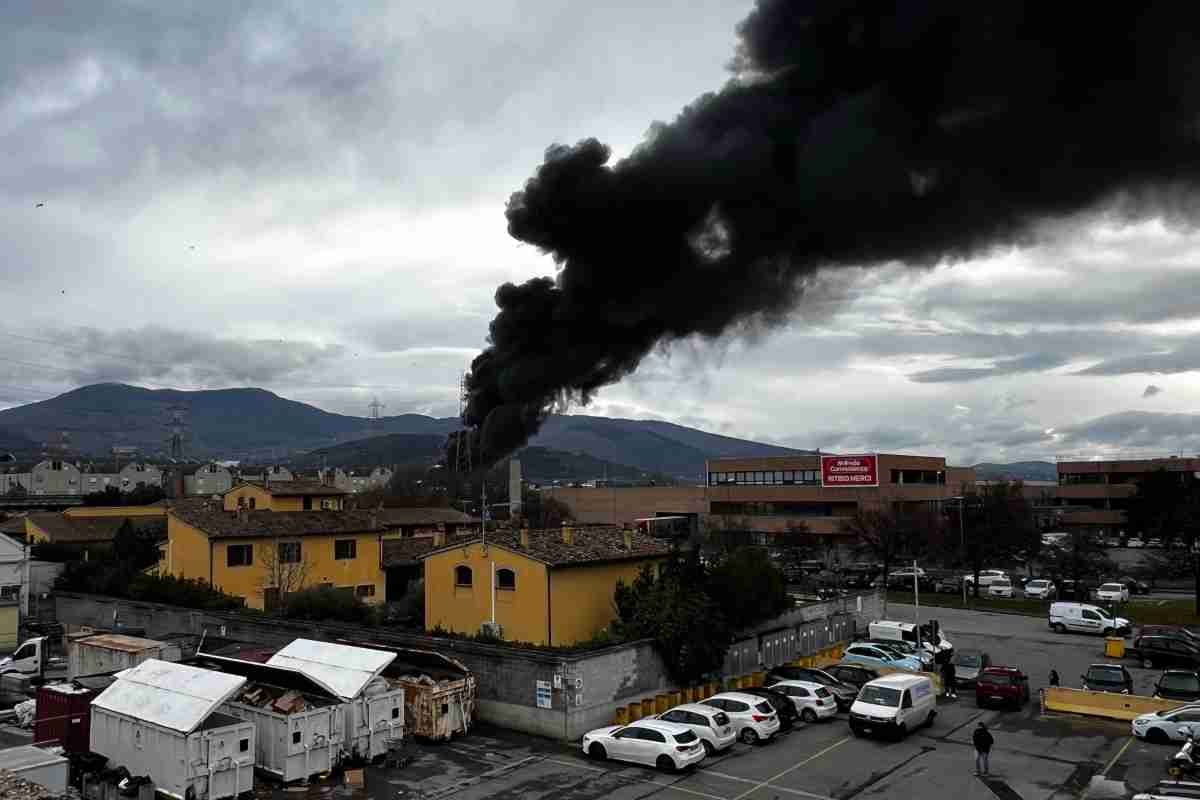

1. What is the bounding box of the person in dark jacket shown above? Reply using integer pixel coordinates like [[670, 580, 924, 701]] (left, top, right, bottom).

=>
[[1049, 669, 1060, 687], [973, 722, 994, 775], [941, 658, 957, 698]]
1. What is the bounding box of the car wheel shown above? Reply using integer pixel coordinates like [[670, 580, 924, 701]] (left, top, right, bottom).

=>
[[924, 711, 935, 728], [801, 708, 818, 723], [1054, 623, 1066, 634], [1102, 628, 1114, 637], [740, 727, 759, 745], [896, 723, 908, 740], [588, 743, 607, 761], [702, 739, 715, 757], [657, 755, 676, 773], [1147, 728, 1169, 745], [1143, 658, 1154, 669], [850, 724, 863, 738]]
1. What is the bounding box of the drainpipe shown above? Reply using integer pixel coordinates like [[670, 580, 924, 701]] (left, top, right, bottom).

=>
[[490, 559, 496, 624]]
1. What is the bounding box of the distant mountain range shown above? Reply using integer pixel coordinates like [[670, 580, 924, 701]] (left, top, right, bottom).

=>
[[972, 461, 1057, 481], [0, 383, 802, 478]]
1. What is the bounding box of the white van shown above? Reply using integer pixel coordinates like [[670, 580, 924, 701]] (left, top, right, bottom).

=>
[[848, 674, 936, 740], [1049, 602, 1130, 636], [869, 620, 953, 657]]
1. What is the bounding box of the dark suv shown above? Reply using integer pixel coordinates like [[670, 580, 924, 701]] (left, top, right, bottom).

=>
[[1129, 635, 1200, 670], [1154, 670, 1200, 701], [1081, 663, 1133, 694]]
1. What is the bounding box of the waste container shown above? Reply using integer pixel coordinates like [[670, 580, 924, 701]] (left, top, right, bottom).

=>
[[1105, 637, 1126, 658]]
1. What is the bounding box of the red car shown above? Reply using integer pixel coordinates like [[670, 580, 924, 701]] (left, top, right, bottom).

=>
[[975, 666, 1031, 709]]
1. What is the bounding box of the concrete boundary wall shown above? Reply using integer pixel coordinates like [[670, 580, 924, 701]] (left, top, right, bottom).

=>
[[55, 591, 880, 741]]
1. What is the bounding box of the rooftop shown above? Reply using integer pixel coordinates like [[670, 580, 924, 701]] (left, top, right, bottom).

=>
[[250, 480, 348, 497], [92, 658, 246, 734], [377, 507, 478, 526], [381, 533, 476, 567], [420, 525, 673, 567], [26, 513, 127, 543], [170, 503, 389, 539]]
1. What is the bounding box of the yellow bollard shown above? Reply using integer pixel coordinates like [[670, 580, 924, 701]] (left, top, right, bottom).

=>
[[681, 687, 693, 703], [614, 705, 629, 725], [628, 702, 643, 721], [655, 694, 669, 714], [707, 680, 718, 697], [668, 691, 681, 707], [642, 698, 655, 718], [752, 671, 766, 687]]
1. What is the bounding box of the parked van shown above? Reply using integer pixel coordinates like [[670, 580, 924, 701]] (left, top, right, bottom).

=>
[[1049, 602, 1130, 636], [848, 674, 936, 740], [868, 620, 953, 656]]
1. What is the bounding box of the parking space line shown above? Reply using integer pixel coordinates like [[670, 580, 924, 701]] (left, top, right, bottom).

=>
[[1103, 736, 1134, 776], [702, 769, 836, 800], [729, 736, 850, 800]]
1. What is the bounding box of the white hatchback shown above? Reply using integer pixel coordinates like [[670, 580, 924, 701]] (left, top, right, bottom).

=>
[[1096, 583, 1130, 603], [1131, 704, 1200, 744], [765, 680, 839, 723], [655, 703, 737, 755], [701, 692, 781, 744], [581, 719, 706, 772], [988, 579, 1014, 598]]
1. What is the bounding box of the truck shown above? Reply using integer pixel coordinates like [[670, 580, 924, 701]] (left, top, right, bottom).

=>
[[0, 637, 52, 680]]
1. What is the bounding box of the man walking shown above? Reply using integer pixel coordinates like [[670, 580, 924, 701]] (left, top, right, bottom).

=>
[[973, 722, 994, 776], [1049, 669, 1060, 687], [941, 657, 957, 699]]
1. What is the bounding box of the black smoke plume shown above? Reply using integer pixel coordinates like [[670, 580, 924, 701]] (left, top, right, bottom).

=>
[[449, 0, 1200, 470]]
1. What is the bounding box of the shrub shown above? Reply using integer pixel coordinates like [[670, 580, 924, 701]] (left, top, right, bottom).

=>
[[281, 585, 377, 624]]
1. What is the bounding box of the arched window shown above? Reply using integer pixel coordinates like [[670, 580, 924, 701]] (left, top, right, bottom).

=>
[[454, 565, 473, 587], [496, 568, 516, 590]]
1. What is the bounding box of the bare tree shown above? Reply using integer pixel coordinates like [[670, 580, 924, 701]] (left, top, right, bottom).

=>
[[259, 539, 313, 610]]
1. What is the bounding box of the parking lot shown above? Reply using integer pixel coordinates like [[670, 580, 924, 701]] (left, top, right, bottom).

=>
[[264, 603, 1189, 800]]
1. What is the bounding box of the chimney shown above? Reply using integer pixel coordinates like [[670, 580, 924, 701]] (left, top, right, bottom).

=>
[[622, 525, 632, 552], [520, 527, 530, 549], [434, 529, 446, 547], [561, 523, 574, 546], [236, 505, 247, 523]]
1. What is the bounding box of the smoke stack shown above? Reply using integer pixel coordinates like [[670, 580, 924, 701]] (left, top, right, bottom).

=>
[[448, 2, 1200, 470], [561, 523, 574, 546]]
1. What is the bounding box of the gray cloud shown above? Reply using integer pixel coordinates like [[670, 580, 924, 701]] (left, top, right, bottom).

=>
[[1144, 384, 1164, 398], [1076, 338, 1200, 376], [908, 353, 1069, 384], [1054, 411, 1200, 454]]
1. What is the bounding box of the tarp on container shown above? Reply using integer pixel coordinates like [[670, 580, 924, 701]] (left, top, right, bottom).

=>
[[266, 640, 394, 701], [93, 659, 246, 734]]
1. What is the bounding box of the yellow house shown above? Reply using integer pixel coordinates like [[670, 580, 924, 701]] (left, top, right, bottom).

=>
[[163, 499, 393, 610], [222, 480, 348, 512], [421, 525, 672, 646]]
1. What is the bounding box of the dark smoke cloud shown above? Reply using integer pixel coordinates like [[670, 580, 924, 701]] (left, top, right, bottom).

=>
[[452, 0, 1200, 468]]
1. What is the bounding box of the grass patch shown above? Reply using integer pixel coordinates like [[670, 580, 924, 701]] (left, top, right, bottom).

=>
[[886, 590, 1200, 626]]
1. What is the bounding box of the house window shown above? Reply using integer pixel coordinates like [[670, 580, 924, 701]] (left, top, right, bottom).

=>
[[292, 731, 301, 744], [454, 565, 473, 587], [0, 585, 19, 600], [320, 498, 337, 510], [278, 542, 301, 564], [248, 497, 256, 509], [496, 568, 516, 590], [227, 544, 253, 567], [355, 584, 375, 598], [240, 738, 249, 752], [335, 539, 357, 560]]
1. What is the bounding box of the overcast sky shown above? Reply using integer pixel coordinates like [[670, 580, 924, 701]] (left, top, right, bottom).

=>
[[4, 1, 1200, 466]]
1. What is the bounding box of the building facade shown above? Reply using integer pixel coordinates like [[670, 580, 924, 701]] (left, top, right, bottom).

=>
[[544, 453, 975, 543], [1053, 456, 1200, 537], [421, 525, 671, 646]]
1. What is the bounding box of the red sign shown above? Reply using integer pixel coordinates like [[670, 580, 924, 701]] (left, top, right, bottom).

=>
[[820, 454, 879, 488]]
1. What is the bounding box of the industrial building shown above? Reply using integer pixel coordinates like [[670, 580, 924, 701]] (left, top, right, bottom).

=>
[[544, 452, 975, 544], [1052, 456, 1200, 538]]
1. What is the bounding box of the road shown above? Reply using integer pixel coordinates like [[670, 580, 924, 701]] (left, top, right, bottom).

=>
[[318, 604, 1155, 800]]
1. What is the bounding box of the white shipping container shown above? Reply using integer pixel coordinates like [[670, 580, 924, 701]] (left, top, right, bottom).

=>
[[90, 660, 255, 800], [68, 633, 180, 679], [0, 745, 69, 794]]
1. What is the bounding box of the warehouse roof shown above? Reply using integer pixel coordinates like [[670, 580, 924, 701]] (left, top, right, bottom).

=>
[[93, 659, 246, 734], [420, 526, 672, 567], [26, 513, 127, 543], [169, 504, 386, 539], [267, 639, 394, 700]]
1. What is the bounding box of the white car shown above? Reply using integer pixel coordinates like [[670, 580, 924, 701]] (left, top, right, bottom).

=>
[[1128, 537, 1146, 549], [765, 680, 838, 723], [1096, 583, 1131, 603], [654, 703, 737, 755], [1131, 705, 1200, 744], [988, 579, 1014, 598], [581, 719, 706, 772], [964, 569, 1007, 588], [701, 692, 781, 744], [1024, 579, 1057, 600]]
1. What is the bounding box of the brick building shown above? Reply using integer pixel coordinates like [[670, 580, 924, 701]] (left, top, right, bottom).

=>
[[1053, 456, 1200, 538]]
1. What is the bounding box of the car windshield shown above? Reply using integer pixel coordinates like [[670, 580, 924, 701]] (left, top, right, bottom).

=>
[[955, 652, 982, 667], [1161, 674, 1200, 692], [674, 730, 698, 743], [980, 673, 1017, 685], [858, 685, 902, 707], [1087, 667, 1125, 685], [1029, 581, 1049, 588], [755, 702, 773, 714], [993, 580, 1011, 586], [1101, 584, 1124, 591]]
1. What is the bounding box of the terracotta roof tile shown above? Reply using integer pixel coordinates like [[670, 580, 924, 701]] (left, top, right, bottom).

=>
[[170, 504, 387, 539], [420, 526, 672, 567], [377, 508, 478, 526], [27, 513, 128, 543]]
